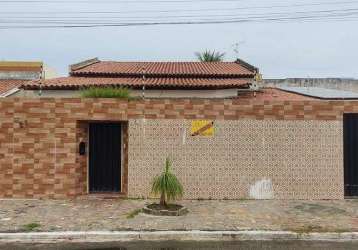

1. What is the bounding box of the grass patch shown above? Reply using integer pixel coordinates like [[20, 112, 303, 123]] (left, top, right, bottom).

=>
[[126, 208, 142, 219], [294, 203, 347, 215], [291, 225, 324, 234], [81, 87, 132, 99], [23, 222, 41, 232], [289, 225, 351, 234]]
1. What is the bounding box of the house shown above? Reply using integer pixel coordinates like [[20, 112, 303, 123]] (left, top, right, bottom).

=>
[[15, 58, 262, 98], [0, 61, 43, 97], [2, 59, 358, 201]]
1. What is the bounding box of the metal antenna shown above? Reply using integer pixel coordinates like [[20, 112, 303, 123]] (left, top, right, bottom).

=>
[[38, 63, 44, 96], [232, 41, 245, 59], [141, 67, 146, 99]]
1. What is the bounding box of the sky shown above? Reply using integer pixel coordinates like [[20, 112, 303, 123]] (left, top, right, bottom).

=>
[[0, 0, 357, 78]]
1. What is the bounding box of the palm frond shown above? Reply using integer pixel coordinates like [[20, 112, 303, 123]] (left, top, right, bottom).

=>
[[151, 158, 184, 205], [195, 50, 225, 62]]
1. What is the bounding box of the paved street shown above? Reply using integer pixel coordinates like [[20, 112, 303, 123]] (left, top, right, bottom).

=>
[[0, 199, 358, 233]]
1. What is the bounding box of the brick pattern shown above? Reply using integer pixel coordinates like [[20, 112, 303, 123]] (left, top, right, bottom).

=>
[[0, 98, 356, 199]]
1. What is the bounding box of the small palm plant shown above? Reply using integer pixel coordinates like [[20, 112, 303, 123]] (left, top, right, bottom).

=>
[[195, 50, 225, 62], [151, 158, 184, 207]]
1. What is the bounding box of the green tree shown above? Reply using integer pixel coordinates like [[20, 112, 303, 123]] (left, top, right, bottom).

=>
[[151, 158, 184, 207], [195, 50, 225, 62]]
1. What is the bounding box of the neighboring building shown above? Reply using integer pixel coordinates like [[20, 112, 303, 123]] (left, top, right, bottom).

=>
[[264, 78, 358, 93], [278, 86, 358, 100], [0, 61, 43, 97], [16, 58, 261, 98], [238, 88, 315, 101]]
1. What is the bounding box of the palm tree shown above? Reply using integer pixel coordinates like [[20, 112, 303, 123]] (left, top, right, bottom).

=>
[[195, 50, 225, 62], [151, 158, 184, 207]]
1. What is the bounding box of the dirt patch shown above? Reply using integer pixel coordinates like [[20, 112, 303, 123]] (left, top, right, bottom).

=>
[[147, 204, 183, 211], [143, 203, 188, 216]]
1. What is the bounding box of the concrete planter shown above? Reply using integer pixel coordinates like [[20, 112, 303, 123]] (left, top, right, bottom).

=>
[[143, 204, 188, 216]]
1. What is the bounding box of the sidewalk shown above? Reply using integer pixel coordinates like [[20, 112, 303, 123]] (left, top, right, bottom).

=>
[[0, 199, 357, 233]]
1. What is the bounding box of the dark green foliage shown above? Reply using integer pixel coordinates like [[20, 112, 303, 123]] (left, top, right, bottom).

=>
[[195, 50, 225, 62], [23, 222, 41, 232], [81, 87, 132, 99]]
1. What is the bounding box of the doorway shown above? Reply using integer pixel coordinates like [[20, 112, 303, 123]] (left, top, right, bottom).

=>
[[89, 122, 122, 192], [344, 114, 358, 197]]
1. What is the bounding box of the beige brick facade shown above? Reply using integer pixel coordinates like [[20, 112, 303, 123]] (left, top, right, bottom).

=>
[[0, 98, 354, 199]]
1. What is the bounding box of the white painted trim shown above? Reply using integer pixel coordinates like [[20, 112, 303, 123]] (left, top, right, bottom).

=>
[[0, 87, 20, 97]]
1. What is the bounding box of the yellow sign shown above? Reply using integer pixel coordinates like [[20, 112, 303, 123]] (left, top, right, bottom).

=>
[[191, 120, 214, 136], [254, 73, 263, 82]]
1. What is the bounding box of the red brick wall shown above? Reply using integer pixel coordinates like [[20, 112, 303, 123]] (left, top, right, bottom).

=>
[[0, 98, 356, 199]]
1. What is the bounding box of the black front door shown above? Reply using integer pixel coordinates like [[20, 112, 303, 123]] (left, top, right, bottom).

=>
[[89, 123, 121, 192], [344, 114, 358, 196]]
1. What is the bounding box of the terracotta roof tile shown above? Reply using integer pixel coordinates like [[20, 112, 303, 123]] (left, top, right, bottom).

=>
[[71, 61, 255, 77], [0, 79, 26, 95], [25, 60, 257, 90], [24, 76, 252, 90]]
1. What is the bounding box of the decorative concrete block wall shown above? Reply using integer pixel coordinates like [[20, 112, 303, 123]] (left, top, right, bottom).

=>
[[128, 119, 343, 200]]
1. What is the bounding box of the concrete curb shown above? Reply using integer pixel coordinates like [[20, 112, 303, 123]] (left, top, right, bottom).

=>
[[0, 231, 358, 243]]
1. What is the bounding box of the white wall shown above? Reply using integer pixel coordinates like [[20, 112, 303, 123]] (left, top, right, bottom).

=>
[[12, 88, 240, 98]]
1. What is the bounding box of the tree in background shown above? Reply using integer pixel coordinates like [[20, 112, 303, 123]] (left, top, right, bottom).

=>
[[195, 50, 225, 62]]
